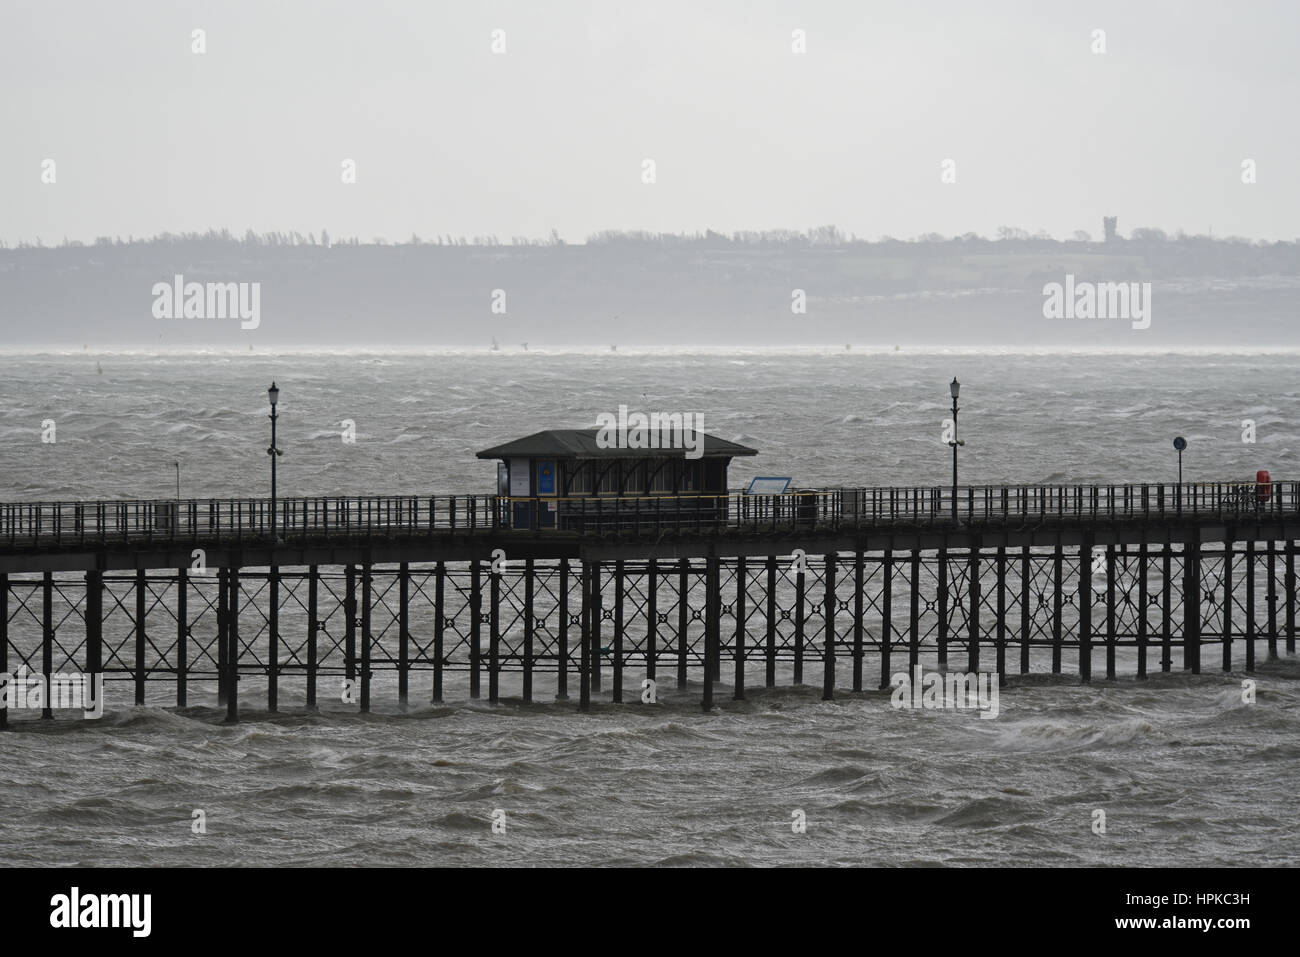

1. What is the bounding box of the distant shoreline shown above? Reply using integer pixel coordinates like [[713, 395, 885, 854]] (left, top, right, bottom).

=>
[[7, 345, 1300, 358]]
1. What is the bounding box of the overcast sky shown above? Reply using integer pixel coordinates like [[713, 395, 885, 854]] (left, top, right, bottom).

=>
[[2, 0, 1296, 246]]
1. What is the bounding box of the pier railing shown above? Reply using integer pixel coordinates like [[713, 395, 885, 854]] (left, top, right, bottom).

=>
[[0, 482, 1295, 547]]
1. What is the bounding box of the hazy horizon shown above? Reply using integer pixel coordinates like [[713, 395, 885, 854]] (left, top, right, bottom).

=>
[[4, 0, 1298, 247]]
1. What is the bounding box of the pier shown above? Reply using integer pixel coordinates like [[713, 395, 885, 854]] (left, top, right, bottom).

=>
[[1, 482, 1297, 724]]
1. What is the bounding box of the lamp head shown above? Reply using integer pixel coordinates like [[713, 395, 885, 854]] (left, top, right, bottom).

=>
[[268, 382, 280, 408]]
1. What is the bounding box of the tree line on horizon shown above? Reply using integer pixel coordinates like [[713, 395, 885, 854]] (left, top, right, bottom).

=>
[[1, 222, 1291, 252]]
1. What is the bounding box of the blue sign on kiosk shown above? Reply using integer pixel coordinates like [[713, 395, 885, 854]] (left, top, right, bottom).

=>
[[538, 460, 555, 495]]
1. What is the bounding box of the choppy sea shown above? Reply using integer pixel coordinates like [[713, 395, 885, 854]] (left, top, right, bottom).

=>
[[1, 349, 1297, 866]]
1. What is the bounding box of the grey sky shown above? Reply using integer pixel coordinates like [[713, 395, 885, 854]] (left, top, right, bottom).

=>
[[2, 0, 1296, 246]]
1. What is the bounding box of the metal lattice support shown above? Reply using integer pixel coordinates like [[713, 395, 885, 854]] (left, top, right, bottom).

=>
[[2, 538, 1300, 723]]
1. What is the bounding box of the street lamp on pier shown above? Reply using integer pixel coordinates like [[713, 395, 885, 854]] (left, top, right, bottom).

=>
[[1173, 435, 1187, 516], [949, 378, 965, 523], [268, 383, 283, 539]]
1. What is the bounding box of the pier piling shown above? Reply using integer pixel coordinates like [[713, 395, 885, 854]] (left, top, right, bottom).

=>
[[225, 565, 240, 724], [133, 569, 144, 708], [360, 564, 372, 712], [764, 556, 776, 688], [306, 566, 318, 708], [1246, 540, 1257, 672], [0, 574, 6, 730], [176, 569, 187, 707], [734, 555, 746, 701], [1051, 544, 1063, 674], [1222, 543, 1233, 673], [433, 561, 446, 703], [1267, 541, 1279, 660], [488, 563, 500, 705], [523, 558, 534, 703], [966, 545, 980, 675], [398, 563, 410, 706], [555, 560, 568, 701], [852, 550, 864, 692], [822, 554, 836, 701], [579, 560, 591, 713], [43, 571, 54, 718], [645, 560, 657, 691], [1078, 540, 1092, 683], [268, 565, 279, 712], [612, 560, 624, 704]]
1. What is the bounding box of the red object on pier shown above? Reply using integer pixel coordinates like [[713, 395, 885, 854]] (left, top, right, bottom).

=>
[[1256, 469, 1271, 502]]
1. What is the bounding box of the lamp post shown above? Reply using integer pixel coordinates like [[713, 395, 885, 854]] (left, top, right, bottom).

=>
[[174, 462, 180, 499], [268, 383, 283, 539], [948, 377, 964, 523], [1173, 436, 1186, 516]]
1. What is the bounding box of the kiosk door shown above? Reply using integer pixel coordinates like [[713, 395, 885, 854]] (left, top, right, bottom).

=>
[[536, 459, 557, 529], [509, 457, 534, 528]]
